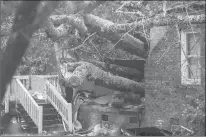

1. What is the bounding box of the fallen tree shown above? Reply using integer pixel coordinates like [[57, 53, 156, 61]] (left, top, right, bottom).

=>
[[83, 14, 148, 58], [2, 1, 205, 134], [64, 62, 145, 97], [81, 59, 144, 82]]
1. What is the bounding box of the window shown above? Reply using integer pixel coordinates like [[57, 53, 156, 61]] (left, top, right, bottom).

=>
[[101, 114, 108, 121], [181, 28, 203, 85], [129, 116, 137, 124]]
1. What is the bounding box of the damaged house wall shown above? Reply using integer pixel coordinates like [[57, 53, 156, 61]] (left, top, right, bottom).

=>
[[144, 24, 205, 128], [72, 78, 145, 131]]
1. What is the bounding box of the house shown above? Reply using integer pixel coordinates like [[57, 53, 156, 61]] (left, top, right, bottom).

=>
[[144, 14, 205, 131], [145, 2, 205, 95], [146, 23, 205, 94]]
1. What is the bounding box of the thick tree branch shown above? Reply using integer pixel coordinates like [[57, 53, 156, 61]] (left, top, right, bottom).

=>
[[2, 12, 204, 39], [115, 14, 205, 33], [85, 60, 144, 82], [65, 62, 145, 97], [83, 14, 147, 58], [49, 15, 88, 36], [83, 1, 106, 14], [49, 14, 148, 58], [66, 60, 144, 82], [44, 20, 69, 41]]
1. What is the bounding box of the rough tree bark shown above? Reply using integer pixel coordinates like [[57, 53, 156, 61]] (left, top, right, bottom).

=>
[[46, 13, 205, 59], [78, 59, 144, 82], [65, 62, 145, 97], [83, 14, 148, 58]]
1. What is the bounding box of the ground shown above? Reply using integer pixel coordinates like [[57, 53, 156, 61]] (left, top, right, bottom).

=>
[[144, 81, 205, 136]]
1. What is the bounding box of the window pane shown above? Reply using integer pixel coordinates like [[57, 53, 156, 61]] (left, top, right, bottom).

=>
[[187, 33, 201, 56], [188, 57, 201, 79]]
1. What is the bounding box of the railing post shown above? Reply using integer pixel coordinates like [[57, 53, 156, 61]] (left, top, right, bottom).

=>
[[67, 103, 73, 132], [38, 106, 43, 135], [14, 79, 19, 109], [44, 82, 48, 104], [29, 75, 32, 90], [5, 83, 11, 113]]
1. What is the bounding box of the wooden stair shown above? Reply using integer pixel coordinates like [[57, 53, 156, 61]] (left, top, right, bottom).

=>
[[17, 99, 66, 135]]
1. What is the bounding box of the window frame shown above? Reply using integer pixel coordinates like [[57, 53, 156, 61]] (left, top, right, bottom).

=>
[[180, 28, 202, 85]]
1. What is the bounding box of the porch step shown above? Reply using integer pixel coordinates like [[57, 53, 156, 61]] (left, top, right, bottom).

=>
[[17, 101, 65, 135], [35, 99, 47, 104]]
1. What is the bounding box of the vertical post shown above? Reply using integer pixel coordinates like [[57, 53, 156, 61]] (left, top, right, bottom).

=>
[[29, 75, 32, 90], [5, 83, 10, 113], [38, 106, 43, 135], [14, 79, 18, 109], [44, 82, 48, 104], [67, 103, 73, 132]]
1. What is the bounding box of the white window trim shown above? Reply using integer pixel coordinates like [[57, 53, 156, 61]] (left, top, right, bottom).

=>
[[180, 29, 201, 85]]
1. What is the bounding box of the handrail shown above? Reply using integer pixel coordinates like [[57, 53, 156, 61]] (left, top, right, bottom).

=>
[[13, 78, 43, 134], [43, 75, 58, 89], [13, 75, 58, 79], [45, 80, 73, 132], [14, 75, 58, 91]]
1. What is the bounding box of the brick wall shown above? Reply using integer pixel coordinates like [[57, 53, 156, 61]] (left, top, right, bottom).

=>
[[145, 24, 205, 95], [143, 24, 205, 128]]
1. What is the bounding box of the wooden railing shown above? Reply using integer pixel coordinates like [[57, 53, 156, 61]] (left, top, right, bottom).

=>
[[45, 80, 73, 132], [10, 78, 43, 134], [44, 75, 58, 87], [38, 75, 61, 93], [4, 75, 71, 134]]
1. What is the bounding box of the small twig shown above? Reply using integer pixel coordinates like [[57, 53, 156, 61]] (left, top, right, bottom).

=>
[[55, 32, 96, 53], [180, 125, 194, 134], [90, 40, 104, 61], [162, 1, 167, 17], [185, 8, 201, 79], [116, 10, 144, 16], [155, 41, 179, 64], [70, 32, 96, 51], [115, 1, 130, 13]]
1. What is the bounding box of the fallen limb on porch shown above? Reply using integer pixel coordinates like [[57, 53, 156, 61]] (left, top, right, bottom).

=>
[[63, 62, 145, 97]]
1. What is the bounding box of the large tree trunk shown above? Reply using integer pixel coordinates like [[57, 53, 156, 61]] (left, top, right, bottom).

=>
[[65, 62, 145, 97], [83, 60, 144, 82], [83, 14, 148, 58], [0, 1, 59, 100]]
